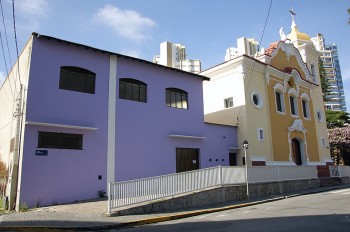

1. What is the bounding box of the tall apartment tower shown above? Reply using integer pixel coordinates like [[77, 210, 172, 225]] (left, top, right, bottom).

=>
[[153, 41, 201, 73], [225, 37, 259, 61], [311, 33, 347, 111]]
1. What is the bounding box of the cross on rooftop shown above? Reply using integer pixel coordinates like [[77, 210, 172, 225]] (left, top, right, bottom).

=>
[[289, 7, 296, 21]]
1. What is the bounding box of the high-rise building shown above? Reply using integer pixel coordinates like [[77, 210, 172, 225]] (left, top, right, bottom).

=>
[[311, 33, 347, 111], [153, 41, 201, 73], [224, 37, 259, 61]]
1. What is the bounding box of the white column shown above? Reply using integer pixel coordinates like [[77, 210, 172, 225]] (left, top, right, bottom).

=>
[[107, 55, 117, 184]]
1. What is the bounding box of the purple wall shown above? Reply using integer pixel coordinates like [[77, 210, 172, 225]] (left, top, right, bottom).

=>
[[18, 35, 237, 207], [20, 37, 109, 206], [115, 58, 237, 181]]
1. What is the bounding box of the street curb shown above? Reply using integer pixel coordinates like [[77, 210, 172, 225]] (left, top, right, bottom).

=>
[[0, 184, 348, 231]]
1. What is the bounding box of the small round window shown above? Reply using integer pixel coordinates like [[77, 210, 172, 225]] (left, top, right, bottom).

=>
[[316, 110, 323, 122], [251, 91, 263, 109]]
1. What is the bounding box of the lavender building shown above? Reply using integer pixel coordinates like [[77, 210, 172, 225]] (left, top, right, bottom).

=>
[[0, 33, 238, 209]]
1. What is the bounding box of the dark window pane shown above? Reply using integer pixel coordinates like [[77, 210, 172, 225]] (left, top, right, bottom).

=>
[[166, 91, 171, 106], [119, 79, 147, 103], [132, 84, 140, 101], [253, 94, 259, 105], [165, 88, 188, 109], [86, 76, 95, 94], [140, 85, 146, 103], [276, 92, 282, 112], [182, 94, 188, 109], [125, 83, 133, 99], [59, 66, 95, 94], [38, 132, 60, 148], [176, 93, 182, 108], [290, 96, 295, 115], [170, 92, 176, 107], [38, 132, 83, 150], [119, 82, 125, 98], [61, 133, 83, 150]]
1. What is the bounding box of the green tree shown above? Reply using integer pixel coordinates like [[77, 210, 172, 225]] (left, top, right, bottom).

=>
[[348, 8, 350, 24], [326, 110, 350, 129], [318, 58, 330, 102]]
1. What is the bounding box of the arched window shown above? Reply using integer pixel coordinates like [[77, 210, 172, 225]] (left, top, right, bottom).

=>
[[301, 93, 311, 119], [289, 95, 298, 116], [273, 83, 285, 114], [59, 66, 96, 94], [119, 78, 147, 103], [166, 88, 188, 109]]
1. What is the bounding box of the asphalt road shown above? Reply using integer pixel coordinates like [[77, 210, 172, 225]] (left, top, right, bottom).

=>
[[113, 187, 350, 232]]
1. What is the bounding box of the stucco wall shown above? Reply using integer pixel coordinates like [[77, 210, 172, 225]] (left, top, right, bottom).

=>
[[19, 36, 110, 206], [115, 57, 237, 181]]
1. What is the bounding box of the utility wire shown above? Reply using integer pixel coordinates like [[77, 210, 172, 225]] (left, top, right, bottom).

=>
[[12, 0, 21, 86], [0, 28, 8, 74], [0, 0, 13, 69], [236, 0, 273, 121], [0, 0, 15, 98]]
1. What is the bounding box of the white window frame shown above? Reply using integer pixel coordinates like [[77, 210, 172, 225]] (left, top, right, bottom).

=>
[[251, 90, 263, 109], [273, 83, 286, 114], [301, 93, 311, 120], [289, 95, 299, 117], [257, 128, 264, 141], [224, 97, 234, 108]]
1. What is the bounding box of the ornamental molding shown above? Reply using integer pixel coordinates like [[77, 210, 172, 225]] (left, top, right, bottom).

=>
[[288, 119, 307, 133], [269, 42, 310, 82]]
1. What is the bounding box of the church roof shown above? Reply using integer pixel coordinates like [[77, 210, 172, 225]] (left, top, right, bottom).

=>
[[287, 20, 311, 44]]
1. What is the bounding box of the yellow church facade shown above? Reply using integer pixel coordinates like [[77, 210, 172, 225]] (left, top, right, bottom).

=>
[[202, 19, 331, 169]]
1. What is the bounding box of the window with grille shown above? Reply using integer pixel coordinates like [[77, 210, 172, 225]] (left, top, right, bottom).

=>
[[166, 88, 188, 109], [59, 66, 95, 94], [38, 132, 83, 150], [119, 78, 147, 103]]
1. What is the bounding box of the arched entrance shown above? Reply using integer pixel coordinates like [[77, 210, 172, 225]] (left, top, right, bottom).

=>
[[291, 138, 302, 165]]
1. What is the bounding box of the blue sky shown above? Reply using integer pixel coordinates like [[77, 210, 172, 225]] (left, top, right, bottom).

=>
[[0, 0, 349, 111]]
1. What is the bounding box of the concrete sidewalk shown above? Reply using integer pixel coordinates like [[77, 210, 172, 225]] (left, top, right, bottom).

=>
[[0, 184, 349, 231]]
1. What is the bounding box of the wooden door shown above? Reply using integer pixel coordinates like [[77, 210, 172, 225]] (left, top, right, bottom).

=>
[[291, 138, 302, 165], [176, 148, 199, 173]]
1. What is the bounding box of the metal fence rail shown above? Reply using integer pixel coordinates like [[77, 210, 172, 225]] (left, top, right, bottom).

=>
[[108, 165, 320, 213], [332, 165, 350, 178], [339, 166, 350, 177]]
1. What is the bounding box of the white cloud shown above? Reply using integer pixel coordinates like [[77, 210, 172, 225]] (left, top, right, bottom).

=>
[[120, 49, 141, 58], [14, 0, 49, 31], [93, 4, 157, 41], [16, 0, 48, 17], [0, 71, 5, 87]]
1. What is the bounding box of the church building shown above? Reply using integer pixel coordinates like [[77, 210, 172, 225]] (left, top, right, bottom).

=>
[[202, 13, 331, 170]]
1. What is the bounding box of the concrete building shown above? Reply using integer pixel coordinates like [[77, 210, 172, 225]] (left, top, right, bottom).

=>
[[153, 41, 201, 73], [224, 37, 259, 61], [202, 16, 331, 170], [0, 33, 237, 209], [311, 33, 347, 111]]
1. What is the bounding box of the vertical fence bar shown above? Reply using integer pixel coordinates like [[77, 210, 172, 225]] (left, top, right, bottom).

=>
[[108, 182, 111, 214]]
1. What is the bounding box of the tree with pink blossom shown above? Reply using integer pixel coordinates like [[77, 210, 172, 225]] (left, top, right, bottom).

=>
[[328, 126, 350, 165]]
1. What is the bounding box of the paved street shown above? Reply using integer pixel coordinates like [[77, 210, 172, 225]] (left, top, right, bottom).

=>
[[113, 187, 350, 232]]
